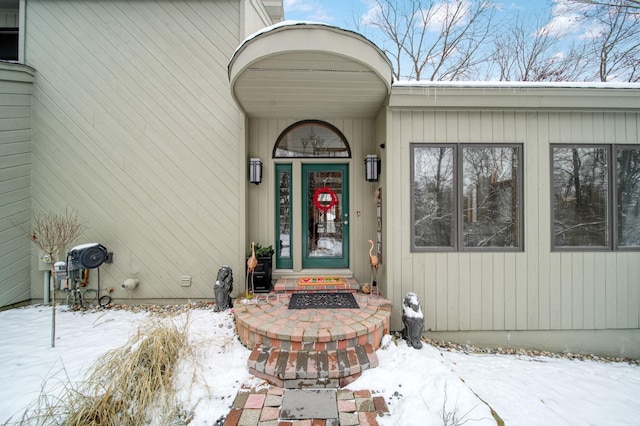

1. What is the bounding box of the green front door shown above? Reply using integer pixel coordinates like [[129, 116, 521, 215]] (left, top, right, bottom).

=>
[[302, 164, 349, 268]]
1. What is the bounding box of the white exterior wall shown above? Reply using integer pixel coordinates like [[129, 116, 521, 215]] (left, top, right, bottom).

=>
[[0, 63, 34, 308], [385, 96, 640, 356], [25, 0, 273, 302]]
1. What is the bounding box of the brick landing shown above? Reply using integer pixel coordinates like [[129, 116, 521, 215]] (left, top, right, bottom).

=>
[[234, 292, 392, 351]]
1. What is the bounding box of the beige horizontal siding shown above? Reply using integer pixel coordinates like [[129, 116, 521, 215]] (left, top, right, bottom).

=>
[[0, 63, 34, 308], [386, 109, 640, 333], [26, 0, 248, 301]]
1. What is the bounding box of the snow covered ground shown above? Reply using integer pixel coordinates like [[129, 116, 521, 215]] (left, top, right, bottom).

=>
[[0, 304, 638, 425]]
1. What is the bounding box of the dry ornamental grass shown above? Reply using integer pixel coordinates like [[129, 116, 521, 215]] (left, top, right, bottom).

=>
[[9, 317, 190, 426]]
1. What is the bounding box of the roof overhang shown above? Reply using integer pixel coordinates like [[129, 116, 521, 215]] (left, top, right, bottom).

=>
[[228, 22, 393, 119], [390, 81, 640, 111]]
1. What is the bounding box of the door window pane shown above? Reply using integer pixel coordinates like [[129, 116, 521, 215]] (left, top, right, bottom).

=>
[[276, 164, 292, 268], [307, 171, 344, 258], [412, 146, 455, 248], [463, 146, 520, 248], [617, 147, 640, 247], [552, 146, 609, 247]]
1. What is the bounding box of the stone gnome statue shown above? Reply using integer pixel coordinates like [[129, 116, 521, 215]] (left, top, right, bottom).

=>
[[402, 292, 424, 349], [214, 265, 233, 312]]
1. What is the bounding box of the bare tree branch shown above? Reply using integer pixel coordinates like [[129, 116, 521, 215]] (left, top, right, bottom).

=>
[[364, 0, 496, 81]]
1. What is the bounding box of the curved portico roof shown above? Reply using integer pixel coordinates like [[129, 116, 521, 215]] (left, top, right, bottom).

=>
[[228, 22, 393, 119]]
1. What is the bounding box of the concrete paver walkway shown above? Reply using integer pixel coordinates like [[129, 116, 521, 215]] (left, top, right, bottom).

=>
[[223, 385, 390, 426]]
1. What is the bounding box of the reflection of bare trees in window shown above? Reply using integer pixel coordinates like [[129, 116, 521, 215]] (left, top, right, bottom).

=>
[[413, 147, 454, 247], [463, 147, 519, 247], [617, 148, 640, 246], [552, 147, 608, 247], [412, 144, 521, 250]]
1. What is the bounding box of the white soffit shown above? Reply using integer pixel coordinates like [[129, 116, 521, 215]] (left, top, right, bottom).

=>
[[228, 23, 393, 118]]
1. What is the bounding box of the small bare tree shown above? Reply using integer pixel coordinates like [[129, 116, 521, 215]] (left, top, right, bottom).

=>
[[28, 209, 85, 348]]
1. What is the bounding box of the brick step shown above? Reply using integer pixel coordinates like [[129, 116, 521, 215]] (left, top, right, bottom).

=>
[[248, 343, 379, 389]]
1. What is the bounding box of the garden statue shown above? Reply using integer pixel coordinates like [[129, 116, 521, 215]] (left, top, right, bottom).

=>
[[214, 265, 233, 312], [367, 239, 379, 295], [402, 292, 424, 349]]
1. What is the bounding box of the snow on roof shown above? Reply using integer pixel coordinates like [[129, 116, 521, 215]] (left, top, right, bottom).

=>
[[229, 20, 385, 69], [393, 80, 640, 89]]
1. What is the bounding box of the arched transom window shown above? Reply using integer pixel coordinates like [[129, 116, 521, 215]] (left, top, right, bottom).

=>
[[273, 120, 351, 158]]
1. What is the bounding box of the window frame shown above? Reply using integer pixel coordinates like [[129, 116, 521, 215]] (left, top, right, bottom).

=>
[[411, 143, 524, 253], [272, 120, 352, 159], [550, 143, 640, 252]]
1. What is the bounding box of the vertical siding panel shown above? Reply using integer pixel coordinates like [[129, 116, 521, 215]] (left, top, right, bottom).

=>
[[583, 252, 596, 329], [560, 252, 573, 329], [605, 252, 617, 328], [469, 254, 482, 329], [447, 253, 459, 330], [492, 111, 504, 142], [459, 252, 471, 330], [625, 112, 637, 144], [458, 111, 470, 143], [436, 253, 448, 330], [594, 254, 607, 329], [516, 248, 529, 329], [571, 253, 584, 329], [526, 112, 539, 329], [481, 111, 493, 142], [424, 255, 437, 330], [504, 253, 517, 329], [537, 112, 551, 329], [412, 255, 427, 324], [493, 253, 505, 330], [631, 253, 640, 328], [515, 112, 528, 330], [387, 111, 403, 325], [481, 253, 493, 330], [617, 253, 629, 328]]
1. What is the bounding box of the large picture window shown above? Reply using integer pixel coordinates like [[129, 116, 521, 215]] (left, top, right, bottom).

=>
[[551, 145, 640, 250], [411, 144, 523, 251]]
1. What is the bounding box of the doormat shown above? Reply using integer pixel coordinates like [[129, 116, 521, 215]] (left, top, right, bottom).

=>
[[297, 277, 344, 286], [288, 292, 359, 310]]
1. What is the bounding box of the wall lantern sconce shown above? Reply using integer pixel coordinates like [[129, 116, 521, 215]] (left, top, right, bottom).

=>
[[364, 154, 381, 182], [249, 158, 263, 185]]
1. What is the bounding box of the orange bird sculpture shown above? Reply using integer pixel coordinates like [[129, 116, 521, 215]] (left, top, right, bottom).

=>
[[246, 241, 258, 298], [368, 239, 379, 294]]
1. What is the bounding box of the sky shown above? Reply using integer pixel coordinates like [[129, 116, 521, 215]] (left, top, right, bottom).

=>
[[283, 0, 556, 31], [1, 305, 639, 425], [282, 0, 594, 80]]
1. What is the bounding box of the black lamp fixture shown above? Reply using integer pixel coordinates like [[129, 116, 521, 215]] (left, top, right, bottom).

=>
[[249, 157, 262, 185], [364, 154, 381, 182]]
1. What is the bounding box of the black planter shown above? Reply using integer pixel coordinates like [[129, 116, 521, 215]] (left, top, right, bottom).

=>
[[247, 255, 272, 293]]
